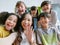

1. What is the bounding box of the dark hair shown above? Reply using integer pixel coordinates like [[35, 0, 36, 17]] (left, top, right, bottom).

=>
[[37, 12, 51, 21], [41, 1, 51, 7], [0, 12, 8, 24], [31, 6, 37, 11], [20, 12, 33, 32], [0, 12, 20, 31]]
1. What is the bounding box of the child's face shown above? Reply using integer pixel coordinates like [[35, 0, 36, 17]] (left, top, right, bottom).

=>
[[38, 17, 49, 28], [5, 15, 18, 31], [17, 3, 26, 15], [21, 14, 32, 30], [42, 4, 51, 13], [31, 10, 37, 16]]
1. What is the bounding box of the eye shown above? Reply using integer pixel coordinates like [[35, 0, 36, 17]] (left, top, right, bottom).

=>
[[13, 20, 17, 23], [28, 19, 30, 21], [8, 18, 12, 21]]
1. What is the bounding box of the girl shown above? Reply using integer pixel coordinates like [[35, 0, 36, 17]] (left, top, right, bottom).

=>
[[12, 13, 37, 45], [15, 1, 27, 18], [0, 13, 20, 38]]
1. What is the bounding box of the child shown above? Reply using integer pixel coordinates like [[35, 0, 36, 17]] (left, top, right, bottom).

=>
[[12, 13, 37, 45], [35, 12, 59, 45], [41, 1, 58, 27], [0, 13, 20, 38], [15, 1, 27, 18], [30, 6, 38, 30]]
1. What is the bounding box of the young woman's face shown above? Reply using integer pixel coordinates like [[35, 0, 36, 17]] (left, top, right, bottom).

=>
[[17, 3, 26, 15], [21, 14, 32, 30], [42, 4, 51, 13], [39, 17, 49, 27], [5, 15, 18, 31]]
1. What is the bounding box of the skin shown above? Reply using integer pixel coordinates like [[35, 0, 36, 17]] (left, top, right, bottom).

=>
[[21, 14, 35, 44], [38, 17, 50, 29], [42, 4, 51, 13], [17, 3, 26, 15], [5, 15, 18, 31], [21, 14, 32, 30], [31, 9, 37, 17]]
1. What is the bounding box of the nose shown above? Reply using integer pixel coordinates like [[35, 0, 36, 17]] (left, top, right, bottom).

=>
[[25, 20, 28, 24], [19, 6, 22, 9], [10, 21, 14, 24]]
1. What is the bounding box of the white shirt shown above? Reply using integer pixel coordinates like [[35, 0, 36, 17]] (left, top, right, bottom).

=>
[[20, 32, 36, 45], [0, 32, 17, 45]]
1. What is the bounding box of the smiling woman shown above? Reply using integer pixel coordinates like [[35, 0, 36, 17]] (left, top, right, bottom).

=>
[[0, 13, 20, 38]]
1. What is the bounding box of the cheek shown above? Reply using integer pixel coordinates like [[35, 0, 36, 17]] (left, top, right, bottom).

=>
[[13, 23, 17, 27], [29, 21, 32, 25], [30, 23, 32, 27], [39, 21, 42, 24], [45, 19, 49, 24]]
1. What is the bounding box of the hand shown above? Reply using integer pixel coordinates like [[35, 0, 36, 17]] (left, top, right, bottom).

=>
[[24, 27, 33, 44]]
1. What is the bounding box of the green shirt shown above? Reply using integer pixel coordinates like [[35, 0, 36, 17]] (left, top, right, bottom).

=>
[[36, 27, 58, 45]]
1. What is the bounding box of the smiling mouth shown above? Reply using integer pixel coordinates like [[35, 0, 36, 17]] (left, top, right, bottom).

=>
[[7, 24, 12, 27]]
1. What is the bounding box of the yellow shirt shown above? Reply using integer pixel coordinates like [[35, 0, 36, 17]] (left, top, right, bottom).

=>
[[0, 25, 10, 38]]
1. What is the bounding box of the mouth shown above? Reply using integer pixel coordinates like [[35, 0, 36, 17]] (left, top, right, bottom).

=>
[[6, 23, 12, 28], [24, 24, 28, 27], [19, 10, 23, 12], [23, 24, 30, 28]]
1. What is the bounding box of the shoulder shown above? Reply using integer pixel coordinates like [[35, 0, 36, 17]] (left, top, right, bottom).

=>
[[49, 27, 57, 33], [51, 10, 56, 13], [51, 10, 57, 15], [0, 25, 4, 32], [0, 25, 4, 28], [0, 32, 17, 45]]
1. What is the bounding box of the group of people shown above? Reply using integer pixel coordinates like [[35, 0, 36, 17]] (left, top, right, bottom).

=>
[[0, 0, 60, 45]]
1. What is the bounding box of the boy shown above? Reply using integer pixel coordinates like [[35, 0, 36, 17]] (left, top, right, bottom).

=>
[[35, 12, 59, 45]]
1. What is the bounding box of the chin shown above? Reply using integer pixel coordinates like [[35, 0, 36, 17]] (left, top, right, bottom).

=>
[[6, 28, 11, 31]]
